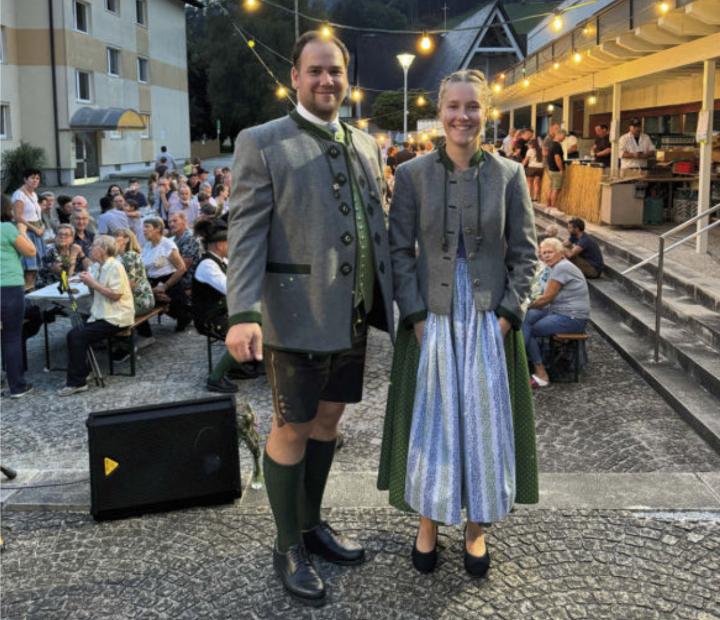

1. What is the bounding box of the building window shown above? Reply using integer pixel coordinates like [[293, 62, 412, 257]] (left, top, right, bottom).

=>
[[0, 27, 6, 63], [74, 1, 89, 33], [136, 0, 147, 26], [107, 130, 123, 140], [107, 48, 120, 77], [140, 114, 151, 139], [0, 104, 10, 139], [105, 0, 119, 14], [76, 70, 92, 102], [137, 57, 149, 83]]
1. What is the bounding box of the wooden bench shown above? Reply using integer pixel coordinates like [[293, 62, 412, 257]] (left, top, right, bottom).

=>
[[107, 306, 167, 377], [549, 333, 589, 383]]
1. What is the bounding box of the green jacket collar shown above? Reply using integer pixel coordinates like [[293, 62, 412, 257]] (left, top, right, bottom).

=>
[[290, 109, 350, 146], [437, 143, 484, 172]]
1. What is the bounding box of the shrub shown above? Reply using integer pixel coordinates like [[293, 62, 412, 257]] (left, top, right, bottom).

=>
[[1, 142, 47, 192]]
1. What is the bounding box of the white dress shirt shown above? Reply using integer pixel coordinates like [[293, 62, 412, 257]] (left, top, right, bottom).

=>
[[194, 253, 227, 295], [618, 131, 655, 169], [295, 102, 339, 129]]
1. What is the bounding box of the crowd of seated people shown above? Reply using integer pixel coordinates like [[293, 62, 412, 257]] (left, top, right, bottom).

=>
[[1, 153, 244, 398]]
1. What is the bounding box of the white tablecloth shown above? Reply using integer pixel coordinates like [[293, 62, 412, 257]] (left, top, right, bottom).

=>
[[26, 281, 92, 313]]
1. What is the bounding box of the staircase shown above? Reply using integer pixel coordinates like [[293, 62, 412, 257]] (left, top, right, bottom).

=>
[[534, 210, 720, 453]]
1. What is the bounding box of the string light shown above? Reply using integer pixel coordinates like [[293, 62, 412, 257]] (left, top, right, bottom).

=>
[[573, 51, 583, 63], [350, 87, 363, 102], [551, 14, 563, 32], [416, 95, 427, 107], [491, 108, 501, 120], [320, 22, 333, 39], [247, 39, 256, 48], [492, 82, 502, 94], [553, 61, 561, 70], [522, 78, 530, 88], [357, 118, 368, 129], [376, 134, 386, 143], [244, 0, 260, 11], [408, 135, 415, 143], [418, 32, 433, 54], [588, 94, 597, 106], [431, 128, 438, 136], [547, 103, 554, 112], [658, 1, 670, 14], [420, 132, 429, 142], [275, 85, 288, 99], [499, 73, 506, 80]]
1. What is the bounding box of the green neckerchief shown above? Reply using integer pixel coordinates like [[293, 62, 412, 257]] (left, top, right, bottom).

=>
[[289, 108, 374, 313], [436, 142, 485, 172]]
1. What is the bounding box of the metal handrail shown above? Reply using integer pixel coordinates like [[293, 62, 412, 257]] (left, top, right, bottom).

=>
[[619, 202, 720, 363]]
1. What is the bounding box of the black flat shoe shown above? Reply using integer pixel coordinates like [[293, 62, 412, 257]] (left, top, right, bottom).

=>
[[206, 375, 239, 393], [411, 532, 438, 574], [273, 542, 325, 607], [303, 521, 365, 566], [464, 547, 491, 577]]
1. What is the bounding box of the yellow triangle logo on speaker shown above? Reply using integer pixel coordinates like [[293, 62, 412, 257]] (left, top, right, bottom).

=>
[[104, 457, 119, 477]]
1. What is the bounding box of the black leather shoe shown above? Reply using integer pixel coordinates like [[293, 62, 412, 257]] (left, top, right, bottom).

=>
[[411, 531, 438, 573], [303, 522, 365, 566], [227, 362, 259, 380], [464, 547, 491, 577], [206, 375, 238, 393], [273, 542, 325, 607]]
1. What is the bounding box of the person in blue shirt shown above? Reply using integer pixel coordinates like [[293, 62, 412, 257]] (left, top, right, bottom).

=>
[[564, 217, 604, 279]]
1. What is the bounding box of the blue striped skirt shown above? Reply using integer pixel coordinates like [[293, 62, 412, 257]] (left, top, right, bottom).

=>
[[404, 259, 516, 525]]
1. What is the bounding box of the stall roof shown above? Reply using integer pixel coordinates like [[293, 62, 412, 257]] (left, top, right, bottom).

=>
[[70, 107, 146, 130]]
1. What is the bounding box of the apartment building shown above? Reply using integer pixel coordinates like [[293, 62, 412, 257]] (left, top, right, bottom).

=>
[[0, 0, 200, 185]]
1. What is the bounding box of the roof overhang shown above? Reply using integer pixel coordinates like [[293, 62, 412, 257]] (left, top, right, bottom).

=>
[[70, 107, 146, 130]]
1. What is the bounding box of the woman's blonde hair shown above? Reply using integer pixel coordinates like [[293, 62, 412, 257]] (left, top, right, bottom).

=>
[[540, 237, 564, 253], [438, 69, 491, 117], [114, 227, 142, 253]]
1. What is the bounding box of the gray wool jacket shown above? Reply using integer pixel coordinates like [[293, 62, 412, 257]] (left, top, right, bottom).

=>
[[226, 112, 394, 353], [389, 148, 537, 329]]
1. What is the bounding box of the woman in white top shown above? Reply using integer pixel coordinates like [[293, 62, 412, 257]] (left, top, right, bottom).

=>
[[11, 168, 46, 289], [141, 216, 189, 331], [522, 138, 545, 202]]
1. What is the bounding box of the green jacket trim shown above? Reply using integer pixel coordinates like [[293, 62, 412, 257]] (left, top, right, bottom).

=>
[[436, 143, 485, 172], [228, 311, 262, 326], [266, 262, 311, 274]]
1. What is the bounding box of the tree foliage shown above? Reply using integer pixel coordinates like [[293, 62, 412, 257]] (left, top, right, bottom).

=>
[[1, 142, 47, 193], [371, 90, 436, 132]]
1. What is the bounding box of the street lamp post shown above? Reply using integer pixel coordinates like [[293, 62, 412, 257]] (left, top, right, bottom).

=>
[[396, 53, 415, 140]]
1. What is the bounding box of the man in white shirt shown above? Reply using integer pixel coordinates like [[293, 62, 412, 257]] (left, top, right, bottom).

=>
[[618, 118, 655, 171], [168, 185, 200, 226]]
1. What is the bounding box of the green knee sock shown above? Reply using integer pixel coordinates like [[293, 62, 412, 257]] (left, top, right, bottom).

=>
[[209, 351, 236, 381], [263, 450, 304, 552], [301, 438, 337, 531]]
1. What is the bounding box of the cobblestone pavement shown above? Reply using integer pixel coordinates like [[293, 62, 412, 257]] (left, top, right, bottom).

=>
[[2, 506, 719, 619], [2, 321, 719, 474]]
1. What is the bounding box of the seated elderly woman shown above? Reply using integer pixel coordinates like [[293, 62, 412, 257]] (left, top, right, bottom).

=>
[[114, 228, 154, 316], [58, 235, 134, 396], [37, 224, 88, 287], [141, 216, 189, 332], [192, 219, 259, 393], [522, 237, 590, 387]]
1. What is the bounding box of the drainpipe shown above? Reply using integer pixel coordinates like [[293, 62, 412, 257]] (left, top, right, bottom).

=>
[[48, 0, 63, 185]]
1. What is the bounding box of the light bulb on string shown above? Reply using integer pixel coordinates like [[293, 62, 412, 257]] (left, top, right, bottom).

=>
[[499, 73, 506, 81], [350, 87, 363, 103], [420, 133, 429, 142], [551, 15, 563, 32], [357, 119, 368, 129], [491, 108, 501, 120], [547, 103, 554, 113], [522, 78, 530, 88], [492, 82, 502, 94], [320, 23, 333, 39], [244, 0, 259, 11], [275, 84, 288, 99], [418, 32, 434, 54], [553, 61, 560, 70], [573, 51, 583, 64], [658, 2, 670, 15], [416, 95, 427, 107], [247, 39, 255, 48], [588, 94, 597, 106]]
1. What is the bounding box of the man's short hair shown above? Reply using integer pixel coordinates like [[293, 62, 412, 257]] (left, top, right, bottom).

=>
[[569, 217, 585, 231], [629, 118, 641, 127], [161, 146, 167, 152], [291, 30, 350, 69], [599, 124, 608, 131], [129, 178, 138, 184]]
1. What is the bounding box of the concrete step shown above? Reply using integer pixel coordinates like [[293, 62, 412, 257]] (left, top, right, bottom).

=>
[[590, 303, 720, 454], [589, 278, 720, 401], [602, 253, 720, 351], [534, 209, 720, 313]]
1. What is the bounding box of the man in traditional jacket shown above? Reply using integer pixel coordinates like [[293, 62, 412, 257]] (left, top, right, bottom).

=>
[[225, 31, 394, 607]]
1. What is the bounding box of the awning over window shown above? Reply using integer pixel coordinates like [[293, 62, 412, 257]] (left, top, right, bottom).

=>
[[70, 107, 146, 130]]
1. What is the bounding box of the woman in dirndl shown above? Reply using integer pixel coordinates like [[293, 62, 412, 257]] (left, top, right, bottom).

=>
[[378, 70, 540, 577]]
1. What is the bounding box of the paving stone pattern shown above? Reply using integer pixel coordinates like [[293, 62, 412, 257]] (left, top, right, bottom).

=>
[[3, 320, 719, 475], [1, 507, 719, 619]]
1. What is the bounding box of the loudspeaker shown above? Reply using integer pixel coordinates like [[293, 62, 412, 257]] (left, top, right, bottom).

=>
[[87, 395, 241, 521]]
